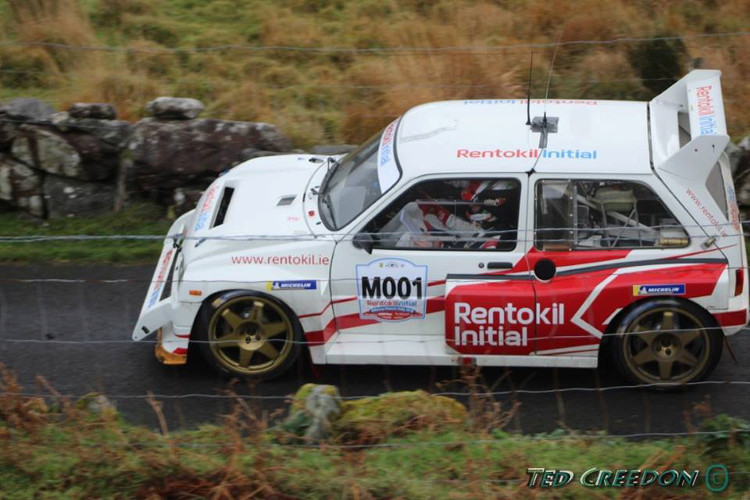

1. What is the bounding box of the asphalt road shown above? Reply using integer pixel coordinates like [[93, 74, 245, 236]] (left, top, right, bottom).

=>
[[0, 263, 748, 435]]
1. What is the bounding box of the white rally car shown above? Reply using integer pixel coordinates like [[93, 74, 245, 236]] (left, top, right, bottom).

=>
[[133, 70, 748, 385]]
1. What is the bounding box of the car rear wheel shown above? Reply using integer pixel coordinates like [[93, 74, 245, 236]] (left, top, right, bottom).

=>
[[611, 299, 722, 387], [196, 291, 302, 380]]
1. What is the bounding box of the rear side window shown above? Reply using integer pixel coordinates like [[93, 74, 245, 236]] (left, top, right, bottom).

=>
[[535, 180, 689, 250]]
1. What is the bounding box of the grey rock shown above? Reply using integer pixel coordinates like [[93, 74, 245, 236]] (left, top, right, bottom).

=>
[[12, 125, 119, 181], [173, 187, 204, 215], [0, 120, 15, 151], [51, 112, 132, 149], [4, 98, 54, 122], [69, 103, 117, 120], [127, 118, 293, 193], [75, 393, 116, 414], [726, 141, 743, 174], [12, 125, 82, 178], [43, 175, 115, 218], [0, 155, 44, 217], [303, 385, 342, 442], [310, 144, 357, 156], [146, 97, 204, 120]]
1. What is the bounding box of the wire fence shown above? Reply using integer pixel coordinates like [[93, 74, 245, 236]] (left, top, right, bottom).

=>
[[2, 31, 748, 53]]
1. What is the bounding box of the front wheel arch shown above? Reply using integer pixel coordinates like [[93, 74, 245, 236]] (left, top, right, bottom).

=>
[[192, 289, 305, 380]]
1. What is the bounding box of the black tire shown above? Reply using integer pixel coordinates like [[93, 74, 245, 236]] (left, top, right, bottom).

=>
[[195, 290, 303, 381], [611, 299, 723, 388]]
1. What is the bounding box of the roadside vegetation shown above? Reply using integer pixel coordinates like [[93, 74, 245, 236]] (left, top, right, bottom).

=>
[[0, 367, 748, 498], [0, 0, 748, 148], [0, 203, 170, 263]]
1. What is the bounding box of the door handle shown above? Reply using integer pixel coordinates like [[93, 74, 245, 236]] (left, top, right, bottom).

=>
[[486, 262, 513, 270]]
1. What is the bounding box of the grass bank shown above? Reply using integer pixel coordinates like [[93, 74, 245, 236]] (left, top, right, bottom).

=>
[[0, 371, 749, 499], [0, 203, 171, 263]]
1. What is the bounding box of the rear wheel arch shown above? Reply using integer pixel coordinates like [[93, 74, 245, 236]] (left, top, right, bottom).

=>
[[604, 297, 723, 386]]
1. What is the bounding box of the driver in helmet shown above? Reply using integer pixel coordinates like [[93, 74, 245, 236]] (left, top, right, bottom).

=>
[[396, 180, 515, 249]]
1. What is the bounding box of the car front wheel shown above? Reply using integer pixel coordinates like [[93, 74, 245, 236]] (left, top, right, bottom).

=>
[[611, 299, 722, 387], [196, 291, 302, 380]]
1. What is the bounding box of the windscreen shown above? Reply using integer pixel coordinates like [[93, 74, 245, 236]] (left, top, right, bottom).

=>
[[319, 120, 401, 230]]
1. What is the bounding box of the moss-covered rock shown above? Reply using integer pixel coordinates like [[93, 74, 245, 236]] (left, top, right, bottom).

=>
[[334, 390, 468, 444], [279, 385, 469, 445], [278, 384, 342, 443]]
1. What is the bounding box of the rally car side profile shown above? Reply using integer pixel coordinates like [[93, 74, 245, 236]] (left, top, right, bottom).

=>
[[133, 70, 748, 385]]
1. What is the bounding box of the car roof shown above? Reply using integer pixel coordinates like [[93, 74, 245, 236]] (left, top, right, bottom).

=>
[[395, 99, 652, 177]]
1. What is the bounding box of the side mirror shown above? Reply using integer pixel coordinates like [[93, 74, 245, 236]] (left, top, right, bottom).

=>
[[352, 232, 374, 254]]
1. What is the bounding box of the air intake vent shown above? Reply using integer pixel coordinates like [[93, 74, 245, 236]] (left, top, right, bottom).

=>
[[212, 187, 234, 228], [277, 195, 296, 206]]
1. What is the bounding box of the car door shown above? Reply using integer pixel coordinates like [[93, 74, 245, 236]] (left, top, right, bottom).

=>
[[328, 175, 534, 361], [527, 175, 697, 358]]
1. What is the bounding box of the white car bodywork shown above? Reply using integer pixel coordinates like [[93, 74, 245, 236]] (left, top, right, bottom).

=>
[[133, 70, 747, 371]]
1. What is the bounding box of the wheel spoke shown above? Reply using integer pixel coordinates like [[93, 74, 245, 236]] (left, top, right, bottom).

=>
[[631, 320, 656, 345], [264, 322, 288, 338], [221, 309, 244, 330], [258, 341, 279, 360], [238, 348, 255, 367], [632, 347, 656, 366], [676, 348, 698, 367], [658, 360, 674, 380], [680, 329, 700, 346], [215, 331, 241, 347], [661, 311, 676, 333], [248, 302, 264, 323]]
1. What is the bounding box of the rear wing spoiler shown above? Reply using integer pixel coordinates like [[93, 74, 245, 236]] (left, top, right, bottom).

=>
[[649, 69, 729, 170]]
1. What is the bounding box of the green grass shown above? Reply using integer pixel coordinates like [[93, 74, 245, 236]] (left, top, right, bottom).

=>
[[0, 203, 172, 263], [1, 372, 748, 498], [0, 406, 748, 498]]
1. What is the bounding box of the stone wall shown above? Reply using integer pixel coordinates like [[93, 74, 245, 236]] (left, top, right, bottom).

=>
[[0, 97, 302, 218], [2, 95, 749, 221]]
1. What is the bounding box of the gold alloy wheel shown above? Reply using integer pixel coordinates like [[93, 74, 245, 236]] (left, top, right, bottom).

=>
[[620, 307, 711, 384], [207, 296, 294, 376]]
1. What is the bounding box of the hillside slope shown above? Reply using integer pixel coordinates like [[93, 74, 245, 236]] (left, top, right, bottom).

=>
[[1, 0, 748, 147]]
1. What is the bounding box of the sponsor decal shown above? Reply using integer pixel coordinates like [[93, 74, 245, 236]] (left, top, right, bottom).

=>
[[632, 284, 685, 296], [694, 85, 718, 135], [356, 258, 427, 322], [148, 249, 174, 308], [377, 120, 400, 192], [230, 254, 330, 266], [194, 185, 219, 231], [456, 148, 597, 160], [686, 187, 729, 238], [451, 302, 565, 348], [266, 280, 317, 290], [687, 78, 726, 137]]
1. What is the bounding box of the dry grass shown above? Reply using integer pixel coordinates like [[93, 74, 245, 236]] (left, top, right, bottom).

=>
[[1, 0, 749, 147]]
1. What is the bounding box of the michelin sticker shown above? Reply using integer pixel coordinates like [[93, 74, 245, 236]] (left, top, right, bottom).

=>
[[267, 280, 317, 291], [356, 258, 428, 322], [633, 284, 685, 296]]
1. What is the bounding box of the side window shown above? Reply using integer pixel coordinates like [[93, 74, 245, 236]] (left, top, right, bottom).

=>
[[535, 180, 689, 250], [365, 178, 521, 251]]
